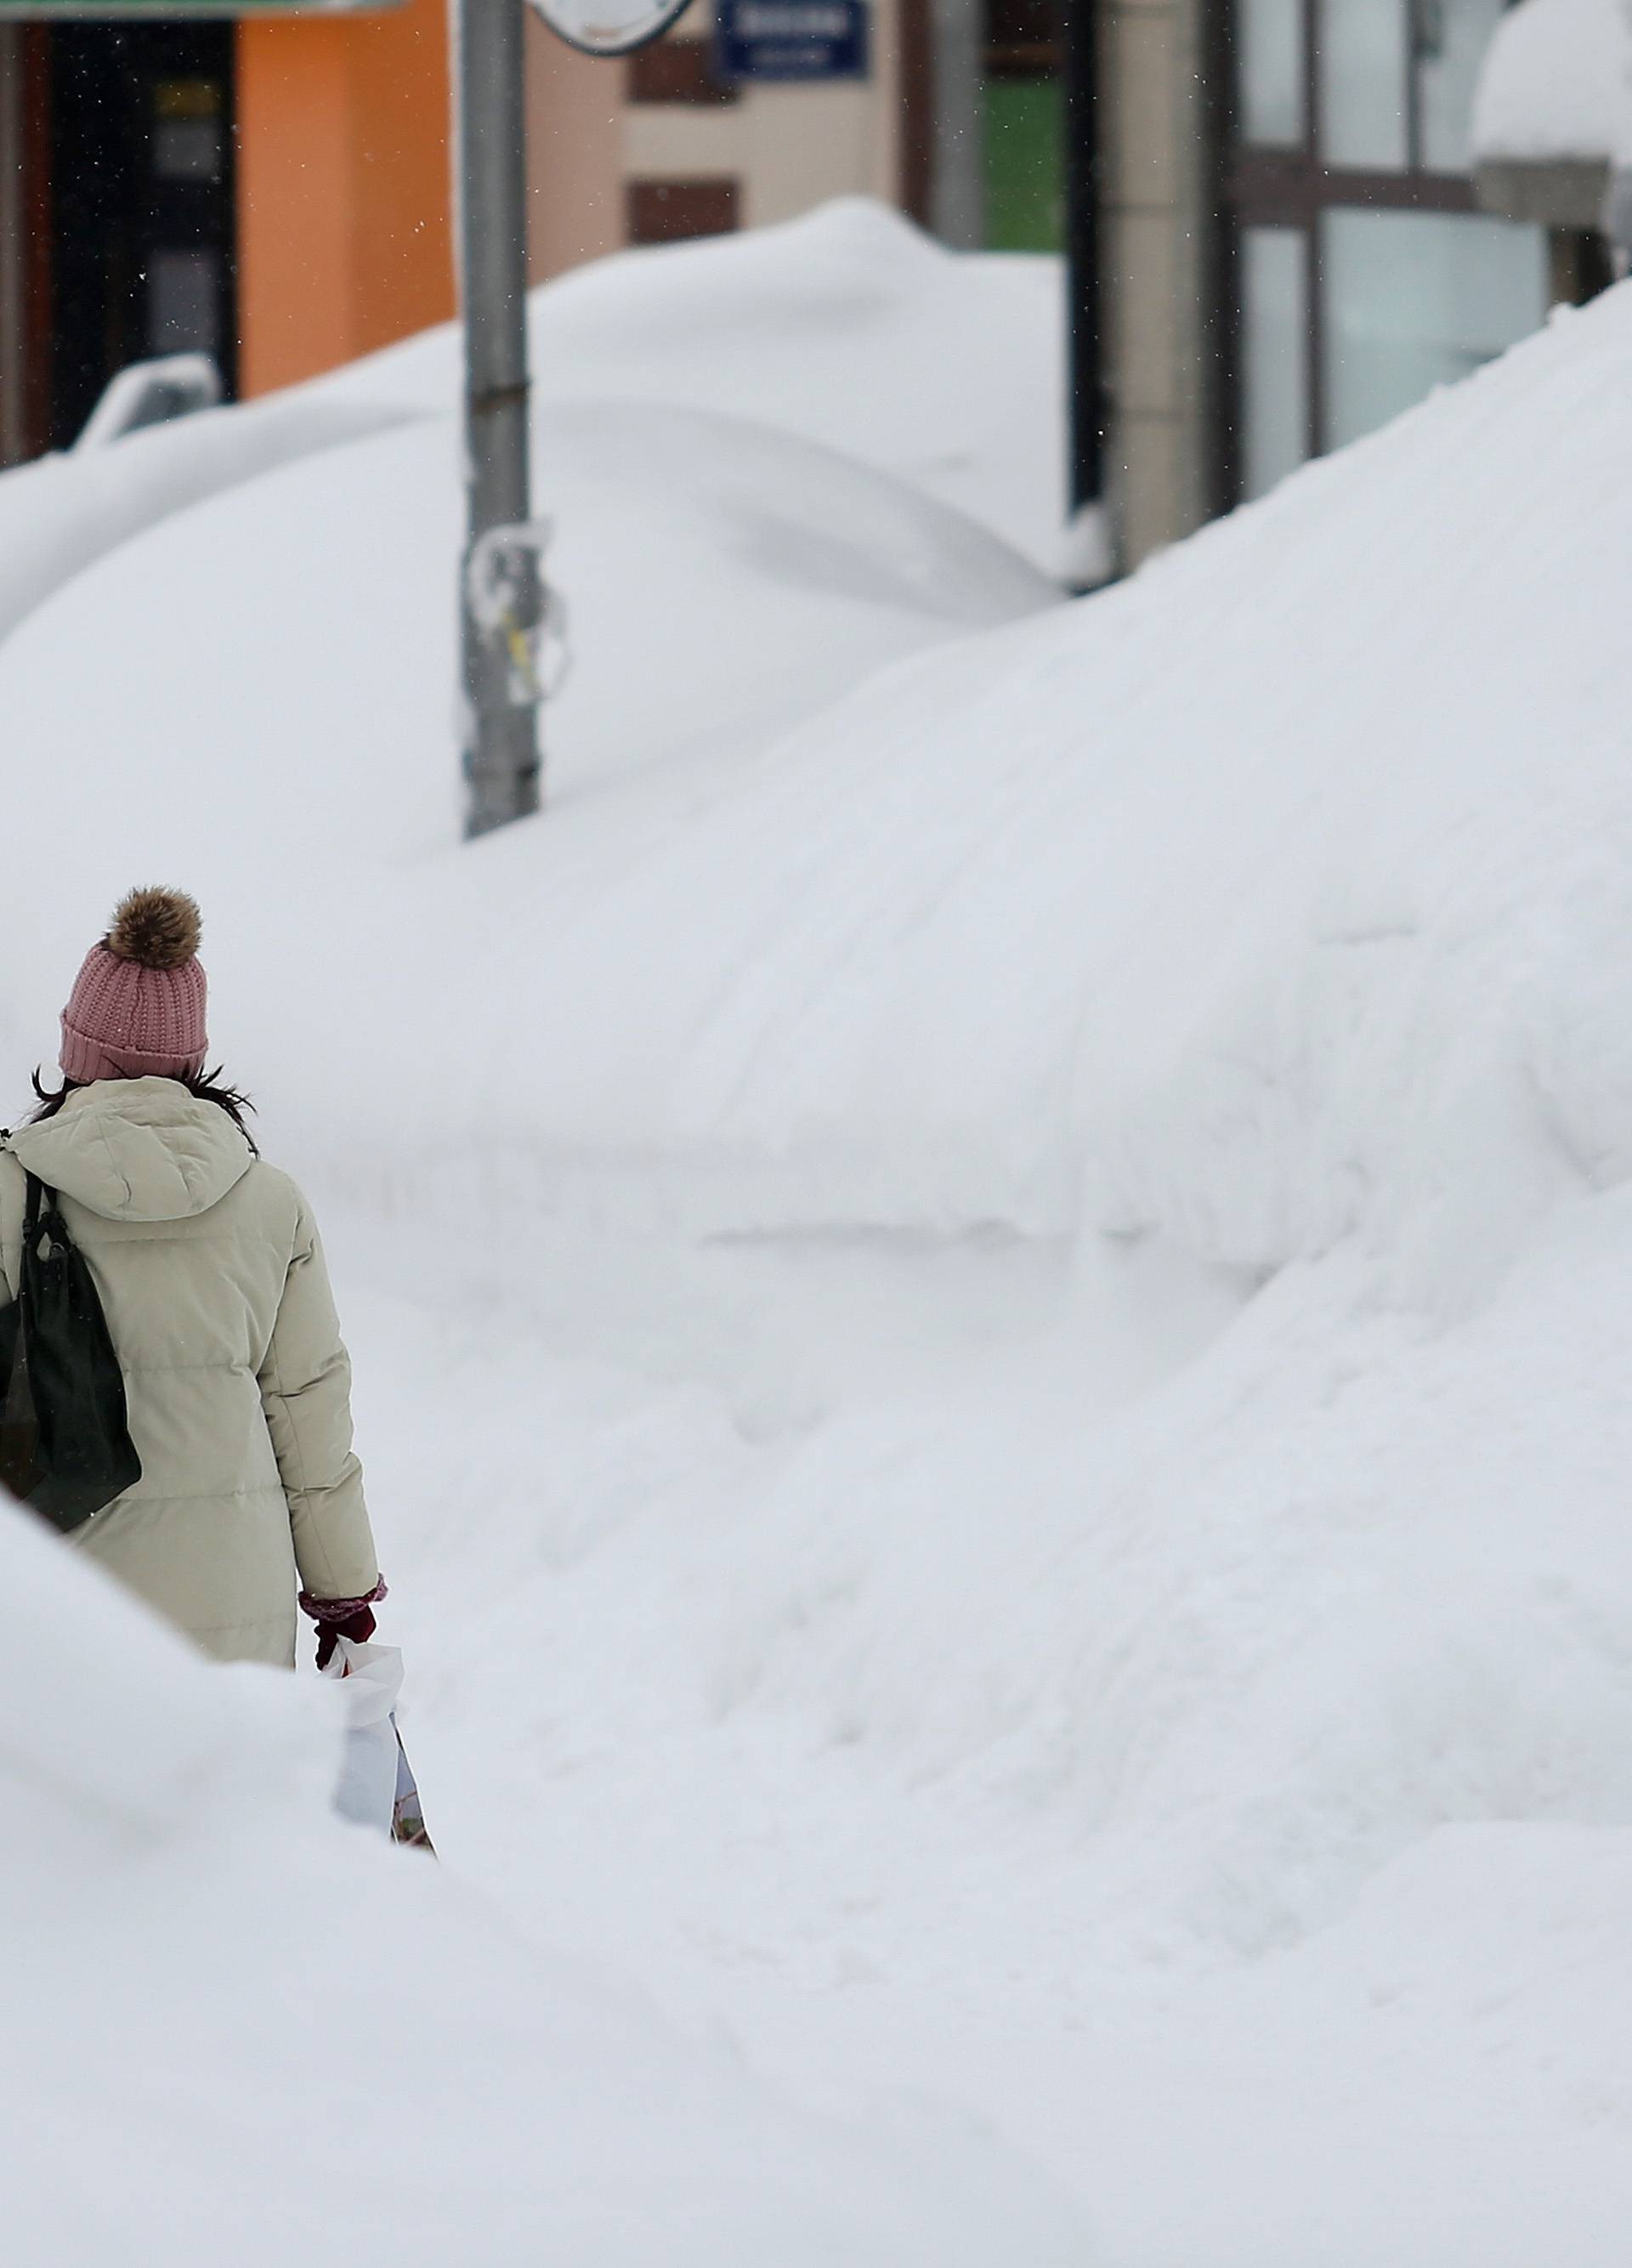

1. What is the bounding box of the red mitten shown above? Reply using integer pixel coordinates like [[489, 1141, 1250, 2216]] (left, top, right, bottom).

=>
[[314, 1604, 377, 1670], [300, 1578, 388, 1670]]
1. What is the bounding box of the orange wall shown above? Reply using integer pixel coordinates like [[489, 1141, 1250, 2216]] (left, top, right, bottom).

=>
[[236, 0, 456, 397]]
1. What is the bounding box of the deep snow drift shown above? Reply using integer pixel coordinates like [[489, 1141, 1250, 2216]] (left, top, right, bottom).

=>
[[0, 391, 415, 645], [314, 196, 1067, 570], [4, 214, 1632, 2263], [0, 1499, 1088, 2265], [0, 392, 1047, 843]]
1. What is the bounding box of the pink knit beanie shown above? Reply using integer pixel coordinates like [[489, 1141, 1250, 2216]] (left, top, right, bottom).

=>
[[60, 887, 209, 1085]]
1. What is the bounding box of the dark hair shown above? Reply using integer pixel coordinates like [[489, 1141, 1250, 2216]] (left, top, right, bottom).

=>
[[29, 1066, 259, 1157]]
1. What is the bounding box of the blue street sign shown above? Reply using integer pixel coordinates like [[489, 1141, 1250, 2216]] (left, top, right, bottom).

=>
[[716, 0, 868, 82]]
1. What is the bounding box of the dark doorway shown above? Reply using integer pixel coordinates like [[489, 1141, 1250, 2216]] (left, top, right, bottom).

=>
[[47, 21, 236, 449]]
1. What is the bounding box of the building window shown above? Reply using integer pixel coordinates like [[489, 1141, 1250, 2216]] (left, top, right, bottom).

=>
[[626, 178, 740, 245], [627, 37, 740, 105], [983, 0, 1062, 252], [1229, 0, 1544, 501]]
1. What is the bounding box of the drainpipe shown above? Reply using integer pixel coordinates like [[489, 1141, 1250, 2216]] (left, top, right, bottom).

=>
[[931, 0, 984, 249]]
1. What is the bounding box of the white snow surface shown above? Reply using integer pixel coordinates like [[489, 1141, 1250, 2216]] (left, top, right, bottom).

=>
[[0, 395, 1048, 825], [0, 1501, 1088, 2265], [314, 197, 1068, 570], [4, 230, 1632, 2261], [1473, 0, 1626, 162], [0, 392, 415, 646]]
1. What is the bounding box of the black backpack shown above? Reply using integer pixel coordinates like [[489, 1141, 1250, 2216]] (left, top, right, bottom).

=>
[[0, 1170, 142, 1533]]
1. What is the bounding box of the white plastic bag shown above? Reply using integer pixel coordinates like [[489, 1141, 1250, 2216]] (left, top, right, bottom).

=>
[[320, 1636, 404, 1835]]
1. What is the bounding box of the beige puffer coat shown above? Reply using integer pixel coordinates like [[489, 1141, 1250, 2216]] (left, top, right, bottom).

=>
[[0, 1077, 379, 1667]]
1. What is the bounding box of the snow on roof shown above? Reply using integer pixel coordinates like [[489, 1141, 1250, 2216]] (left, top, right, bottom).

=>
[[1472, 0, 1628, 163]]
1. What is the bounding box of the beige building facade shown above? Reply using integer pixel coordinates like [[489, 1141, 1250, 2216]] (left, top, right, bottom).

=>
[[1100, 0, 1225, 564], [521, 0, 923, 276], [620, 0, 914, 235]]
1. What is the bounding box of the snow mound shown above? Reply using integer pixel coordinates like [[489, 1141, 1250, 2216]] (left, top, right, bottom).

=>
[[317, 197, 1066, 570], [0, 394, 1051, 915], [0, 393, 416, 648], [0, 1496, 1091, 2266], [7, 208, 1632, 2257], [1472, 0, 1624, 163], [277, 265, 1632, 2100], [47, 272, 1623, 1305]]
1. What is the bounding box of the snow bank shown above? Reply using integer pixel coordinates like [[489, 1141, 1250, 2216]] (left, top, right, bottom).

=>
[[0, 1494, 1089, 2265], [0, 394, 415, 647], [26, 271, 1623, 1296], [7, 207, 1632, 2258], [315, 197, 1066, 570], [1472, 0, 1624, 162], [292, 268, 1632, 2228], [0, 394, 1048, 920]]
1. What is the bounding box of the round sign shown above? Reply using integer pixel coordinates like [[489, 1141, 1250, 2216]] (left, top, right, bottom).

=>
[[530, 0, 695, 55]]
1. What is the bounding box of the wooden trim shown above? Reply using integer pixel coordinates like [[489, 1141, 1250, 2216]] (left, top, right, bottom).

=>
[[897, 0, 931, 228], [1231, 153, 1480, 219], [626, 176, 739, 245], [984, 41, 1061, 81], [627, 37, 738, 106]]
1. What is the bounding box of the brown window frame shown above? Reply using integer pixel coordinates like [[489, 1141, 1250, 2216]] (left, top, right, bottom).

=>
[[626, 177, 740, 246], [627, 37, 740, 106]]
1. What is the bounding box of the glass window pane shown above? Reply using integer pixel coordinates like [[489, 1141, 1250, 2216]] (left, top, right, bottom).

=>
[[982, 78, 1065, 252], [148, 248, 221, 356], [1320, 0, 1409, 168], [1242, 226, 1311, 498], [1417, 0, 1507, 174], [1239, 0, 1306, 146], [154, 119, 224, 182], [1323, 208, 1548, 451]]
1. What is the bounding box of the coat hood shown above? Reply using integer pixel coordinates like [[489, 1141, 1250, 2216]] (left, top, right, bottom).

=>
[[6, 1077, 253, 1223]]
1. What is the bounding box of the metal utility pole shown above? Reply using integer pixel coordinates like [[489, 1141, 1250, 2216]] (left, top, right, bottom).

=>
[[931, 0, 984, 250], [458, 0, 541, 837], [1062, 0, 1112, 585]]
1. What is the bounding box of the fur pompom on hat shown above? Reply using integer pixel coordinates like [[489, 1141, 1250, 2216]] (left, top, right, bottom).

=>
[[60, 887, 210, 1086], [106, 886, 202, 972]]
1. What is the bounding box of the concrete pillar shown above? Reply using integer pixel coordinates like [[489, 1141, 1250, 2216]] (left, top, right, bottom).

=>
[[1101, 0, 1221, 564]]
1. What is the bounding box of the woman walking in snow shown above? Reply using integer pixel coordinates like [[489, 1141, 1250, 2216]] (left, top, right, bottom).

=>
[[0, 887, 383, 1670]]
